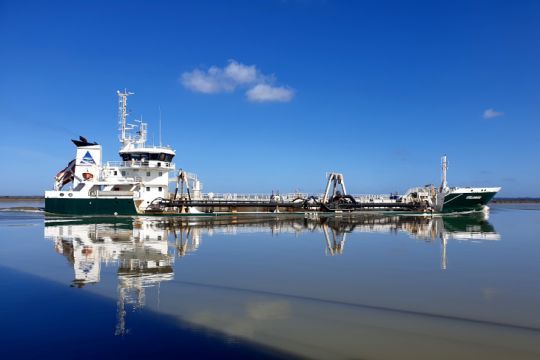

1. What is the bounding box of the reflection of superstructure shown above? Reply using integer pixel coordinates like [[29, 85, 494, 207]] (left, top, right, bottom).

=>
[[46, 220, 134, 285], [44, 218, 181, 335]]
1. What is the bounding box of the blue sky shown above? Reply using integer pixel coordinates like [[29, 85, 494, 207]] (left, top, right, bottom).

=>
[[1, 0, 539, 196]]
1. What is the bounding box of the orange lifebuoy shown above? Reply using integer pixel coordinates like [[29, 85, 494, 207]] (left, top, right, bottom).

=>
[[83, 172, 94, 181]]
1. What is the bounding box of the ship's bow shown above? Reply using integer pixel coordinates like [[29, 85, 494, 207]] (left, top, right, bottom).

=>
[[442, 187, 500, 213]]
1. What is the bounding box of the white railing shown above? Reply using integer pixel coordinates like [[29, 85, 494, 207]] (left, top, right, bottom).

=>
[[96, 190, 134, 197], [351, 194, 393, 200], [97, 174, 143, 183], [351, 194, 396, 203]]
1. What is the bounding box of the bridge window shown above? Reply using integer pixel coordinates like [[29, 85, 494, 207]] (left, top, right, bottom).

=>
[[120, 152, 174, 162]]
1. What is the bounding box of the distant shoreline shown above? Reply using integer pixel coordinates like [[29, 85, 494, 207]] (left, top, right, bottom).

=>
[[1, 196, 539, 204], [491, 198, 540, 204], [0, 197, 44, 202]]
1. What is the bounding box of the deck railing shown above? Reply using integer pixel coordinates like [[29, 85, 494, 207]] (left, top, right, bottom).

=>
[[97, 174, 143, 183], [96, 190, 134, 197]]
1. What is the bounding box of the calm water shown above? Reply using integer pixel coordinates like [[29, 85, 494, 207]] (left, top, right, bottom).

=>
[[0, 203, 539, 359]]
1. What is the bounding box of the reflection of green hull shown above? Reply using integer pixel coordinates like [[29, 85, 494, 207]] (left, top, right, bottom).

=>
[[45, 198, 138, 216], [442, 192, 497, 213], [442, 213, 496, 233], [44, 216, 134, 227]]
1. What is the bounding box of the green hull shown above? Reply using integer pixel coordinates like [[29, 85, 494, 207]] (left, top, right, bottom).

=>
[[442, 192, 497, 213], [45, 198, 138, 216], [44, 192, 497, 216]]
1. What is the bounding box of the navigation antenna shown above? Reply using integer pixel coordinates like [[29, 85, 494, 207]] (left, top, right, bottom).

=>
[[158, 105, 162, 147], [117, 89, 134, 145]]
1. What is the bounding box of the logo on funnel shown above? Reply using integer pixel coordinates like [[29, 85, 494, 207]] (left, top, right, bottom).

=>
[[80, 151, 96, 165]]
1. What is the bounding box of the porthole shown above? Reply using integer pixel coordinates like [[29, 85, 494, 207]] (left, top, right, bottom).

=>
[[68, 193, 73, 197], [60, 193, 64, 197]]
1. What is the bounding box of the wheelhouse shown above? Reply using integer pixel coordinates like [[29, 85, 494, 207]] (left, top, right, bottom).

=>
[[119, 151, 175, 162]]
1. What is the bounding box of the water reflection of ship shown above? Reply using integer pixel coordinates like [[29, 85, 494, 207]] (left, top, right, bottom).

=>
[[319, 213, 500, 269], [44, 213, 499, 334]]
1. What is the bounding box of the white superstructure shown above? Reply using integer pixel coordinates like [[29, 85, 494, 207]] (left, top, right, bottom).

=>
[[45, 90, 196, 214]]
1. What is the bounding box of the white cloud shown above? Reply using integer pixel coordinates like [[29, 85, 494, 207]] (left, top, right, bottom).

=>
[[483, 108, 504, 119], [246, 84, 295, 103], [181, 59, 294, 103], [224, 60, 258, 84], [181, 69, 216, 93]]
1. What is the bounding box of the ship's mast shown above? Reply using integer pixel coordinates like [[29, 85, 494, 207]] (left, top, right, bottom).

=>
[[117, 89, 147, 148], [117, 89, 134, 146]]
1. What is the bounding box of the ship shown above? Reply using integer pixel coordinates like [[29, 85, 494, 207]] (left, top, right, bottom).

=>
[[44, 90, 500, 216]]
